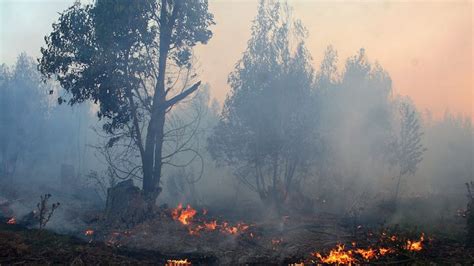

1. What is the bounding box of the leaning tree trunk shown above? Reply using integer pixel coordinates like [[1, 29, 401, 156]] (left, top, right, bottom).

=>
[[393, 172, 403, 204]]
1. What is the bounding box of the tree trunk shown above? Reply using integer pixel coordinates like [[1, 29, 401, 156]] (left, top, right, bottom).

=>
[[393, 172, 402, 204], [142, 1, 171, 202], [141, 2, 194, 204], [259, 185, 286, 217], [152, 107, 166, 192], [142, 141, 155, 195], [142, 94, 166, 202]]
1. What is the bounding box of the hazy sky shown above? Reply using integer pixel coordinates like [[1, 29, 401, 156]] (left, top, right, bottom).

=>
[[1, 0, 472, 120]]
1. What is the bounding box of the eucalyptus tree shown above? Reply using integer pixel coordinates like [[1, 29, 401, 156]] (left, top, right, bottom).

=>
[[39, 0, 214, 202], [209, 0, 317, 212]]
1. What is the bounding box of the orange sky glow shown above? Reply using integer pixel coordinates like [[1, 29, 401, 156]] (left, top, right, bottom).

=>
[[1, 0, 472, 121], [195, 0, 473, 121]]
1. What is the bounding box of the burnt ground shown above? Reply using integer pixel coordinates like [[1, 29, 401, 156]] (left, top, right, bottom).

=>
[[1, 212, 473, 265], [1, 176, 472, 264], [0, 221, 217, 265]]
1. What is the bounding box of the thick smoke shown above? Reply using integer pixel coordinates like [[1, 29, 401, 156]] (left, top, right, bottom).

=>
[[0, 2, 472, 238]]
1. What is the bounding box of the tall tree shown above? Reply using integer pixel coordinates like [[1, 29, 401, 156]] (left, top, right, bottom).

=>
[[39, 0, 214, 202], [314, 48, 396, 206], [209, 0, 317, 213], [392, 100, 426, 202], [0, 54, 49, 179], [317, 49, 394, 164]]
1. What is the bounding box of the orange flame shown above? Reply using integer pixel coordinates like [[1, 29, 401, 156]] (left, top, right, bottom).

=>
[[204, 220, 217, 230], [172, 204, 197, 225], [314, 244, 356, 264], [166, 259, 191, 266], [312, 232, 426, 264], [171, 204, 251, 236], [356, 248, 376, 260], [221, 222, 249, 235], [6, 217, 16, 225], [378, 247, 393, 255], [84, 229, 94, 236], [406, 233, 424, 251], [313, 243, 397, 264]]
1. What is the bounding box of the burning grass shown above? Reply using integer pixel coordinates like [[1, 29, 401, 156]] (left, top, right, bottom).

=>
[[313, 244, 356, 264], [311, 233, 425, 264], [165, 259, 191, 266], [77, 203, 473, 264], [171, 204, 197, 225], [170, 204, 252, 237], [72, 204, 474, 264], [2, 201, 473, 264]]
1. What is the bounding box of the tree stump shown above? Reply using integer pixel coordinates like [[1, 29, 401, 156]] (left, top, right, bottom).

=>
[[105, 179, 148, 227]]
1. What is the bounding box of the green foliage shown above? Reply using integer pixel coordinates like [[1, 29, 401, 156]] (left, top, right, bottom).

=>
[[395, 101, 426, 177], [209, 0, 317, 204], [39, 0, 214, 134], [40, 0, 215, 196], [392, 100, 426, 202]]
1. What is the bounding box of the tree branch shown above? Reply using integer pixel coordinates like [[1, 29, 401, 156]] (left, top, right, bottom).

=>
[[164, 81, 201, 110]]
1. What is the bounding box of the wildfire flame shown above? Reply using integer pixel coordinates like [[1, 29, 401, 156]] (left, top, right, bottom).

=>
[[204, 220, 217, 230], [356, 248, 376, 260], [166, 259, 191, 266], [84, 229, 94, 236], [221, 222, 249, 235], [378, 247, 393, 256], [6, 217, 16, 225], [171, 204, 197, 225], [171, 204, 251, 236], [406, 233, 424, 251], [314, 244, 356, 264], [313, 233, 424, 264]]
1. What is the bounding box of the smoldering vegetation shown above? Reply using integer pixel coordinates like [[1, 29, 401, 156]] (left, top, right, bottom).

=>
[[0, 0, 472, 264]]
